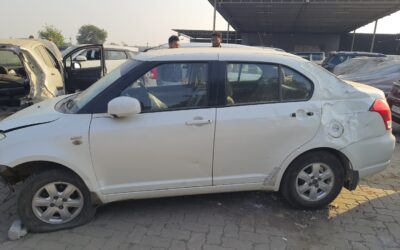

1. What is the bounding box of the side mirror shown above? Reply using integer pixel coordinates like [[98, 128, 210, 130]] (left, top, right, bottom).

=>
[[72, 61, 81, 69], [108, 96, 141, 118], [75, 55, 87, 62]]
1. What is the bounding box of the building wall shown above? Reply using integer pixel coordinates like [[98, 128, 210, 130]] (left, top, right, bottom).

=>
[[241, 33, 341, 52], [340, 33, 400, 55]]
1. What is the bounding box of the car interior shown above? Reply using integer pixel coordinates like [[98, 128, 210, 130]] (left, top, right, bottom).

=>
[[0, 50, 30, 104], [121, 63, 208, 112], [225, 63, 312, 104]]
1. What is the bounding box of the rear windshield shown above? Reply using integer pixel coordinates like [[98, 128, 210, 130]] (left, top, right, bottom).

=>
[[0, 50, 22, 67], [312, 53, 324, 61], [326, 55, 349, 66]]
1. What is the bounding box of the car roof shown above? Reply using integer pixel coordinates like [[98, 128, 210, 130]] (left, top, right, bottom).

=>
[[0, 38, 63, 61], [329, 51, 385, 56], [146, 42, 284, 52], [65, 44, 139, 51], [135, 47, 300, 62]]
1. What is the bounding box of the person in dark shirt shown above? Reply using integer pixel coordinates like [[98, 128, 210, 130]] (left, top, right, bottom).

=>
[[211, 32, 222, 47], [168, 35, 180, 48], [157, 35, 182, 85]]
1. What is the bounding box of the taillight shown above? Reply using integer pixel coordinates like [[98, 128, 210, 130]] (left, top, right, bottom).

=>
[[370, 99, 392, 130]]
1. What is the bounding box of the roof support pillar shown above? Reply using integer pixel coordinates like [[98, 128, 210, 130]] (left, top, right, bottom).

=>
[[351, 30, 356, 51], [370, 19, 378, 52], [227, 23, 230, 43], [213, 0, 217, 32]]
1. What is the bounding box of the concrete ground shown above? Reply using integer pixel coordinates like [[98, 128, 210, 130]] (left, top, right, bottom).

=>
[[0, 127, 399, 250]]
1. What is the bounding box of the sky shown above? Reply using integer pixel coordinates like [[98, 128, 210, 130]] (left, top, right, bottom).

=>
[[1, 0, 399, 46]]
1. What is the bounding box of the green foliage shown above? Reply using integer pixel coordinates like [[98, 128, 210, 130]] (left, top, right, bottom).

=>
[[38, 25, 65, 46], [76, 25, 108, 44]]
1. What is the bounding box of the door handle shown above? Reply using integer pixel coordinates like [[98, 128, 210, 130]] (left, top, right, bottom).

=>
[[185, 119, 212, 126], [290, 111, 315, 118]]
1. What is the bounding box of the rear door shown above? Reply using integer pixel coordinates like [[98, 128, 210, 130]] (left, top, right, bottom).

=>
[[63, 45, 105, 93], [213, 62, 321, 185]]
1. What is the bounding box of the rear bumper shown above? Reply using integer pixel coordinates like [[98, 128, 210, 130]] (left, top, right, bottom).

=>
[[340, 133, 395, 178]]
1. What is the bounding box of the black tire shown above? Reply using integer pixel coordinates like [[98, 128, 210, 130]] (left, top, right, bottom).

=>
[[17, 169, 96, 232], [281, 151, 345, 209]]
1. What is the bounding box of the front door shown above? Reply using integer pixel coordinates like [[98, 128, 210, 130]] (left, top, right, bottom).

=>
[[89, 62, 216, 194], [213, 62, 321, 185], [63, 45, 105, 94]]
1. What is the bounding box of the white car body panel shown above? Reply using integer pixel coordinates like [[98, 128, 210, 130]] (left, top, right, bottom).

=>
[[213, 101, 321, 186], [0, 48, 395, 204], [0, 97, 98, 192], [89, 109, 216, 194]]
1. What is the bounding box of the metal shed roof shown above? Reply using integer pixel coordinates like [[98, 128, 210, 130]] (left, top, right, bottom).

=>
[[208, 0, 400, 33]]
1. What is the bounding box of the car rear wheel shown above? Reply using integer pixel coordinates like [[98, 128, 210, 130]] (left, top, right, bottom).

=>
[[18, 169, 96, 232], [281, 151, 344, 209]]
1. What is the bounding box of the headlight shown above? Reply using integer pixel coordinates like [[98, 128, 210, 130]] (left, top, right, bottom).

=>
[[0, 132, 6, 140]]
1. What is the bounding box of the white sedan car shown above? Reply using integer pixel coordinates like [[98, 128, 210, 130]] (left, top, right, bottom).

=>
[[0, 48, 395, 232]]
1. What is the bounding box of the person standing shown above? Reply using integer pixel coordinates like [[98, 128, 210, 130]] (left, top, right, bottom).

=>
[[168, 35, 180, 48], [156, 35, 182, 85], [211, 32, 222, 47]]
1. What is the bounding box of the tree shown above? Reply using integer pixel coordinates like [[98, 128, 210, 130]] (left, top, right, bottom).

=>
[[76, 25, 108, 44], [38, 25, 65, 46]]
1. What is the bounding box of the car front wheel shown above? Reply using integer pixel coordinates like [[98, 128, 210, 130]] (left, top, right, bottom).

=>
[[281, 151, 345, 209], [18, 169, 96, 232]]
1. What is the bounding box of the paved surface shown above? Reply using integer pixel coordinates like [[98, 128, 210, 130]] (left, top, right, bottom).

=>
[[0, 128, 399, 250]]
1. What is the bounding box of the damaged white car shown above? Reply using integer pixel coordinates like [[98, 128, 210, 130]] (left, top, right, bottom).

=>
[[0, 48, 395, 232], [0, 39, 107, 107], [0, 40, 64, 106]]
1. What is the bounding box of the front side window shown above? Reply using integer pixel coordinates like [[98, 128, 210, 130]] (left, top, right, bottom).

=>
[[0, 50, 22, 67], [78, 48, 100, 61], [120, 63, 209, 112], [226, 63, 280, 105]]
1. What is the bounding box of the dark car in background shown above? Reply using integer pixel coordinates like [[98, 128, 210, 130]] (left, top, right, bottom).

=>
[[387, 81, 400, 124], [322, 51, 386, 72]]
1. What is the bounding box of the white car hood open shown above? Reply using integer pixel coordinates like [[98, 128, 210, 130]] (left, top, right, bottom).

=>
[[0, 95, 66, 132]]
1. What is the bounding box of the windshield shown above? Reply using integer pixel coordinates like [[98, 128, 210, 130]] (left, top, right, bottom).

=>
[[61, 59, 142, 113]]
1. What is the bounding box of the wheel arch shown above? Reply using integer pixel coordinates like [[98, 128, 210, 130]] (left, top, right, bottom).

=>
[[4, 160, 102, 204], [275, 147, 355, 191]]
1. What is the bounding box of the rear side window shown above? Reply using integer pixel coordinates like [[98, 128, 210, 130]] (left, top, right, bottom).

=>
[[281, 66, 313, 101], [226, 63, 279, 105], [225, 63, 313, 106], [105, 50, 128, 60]]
